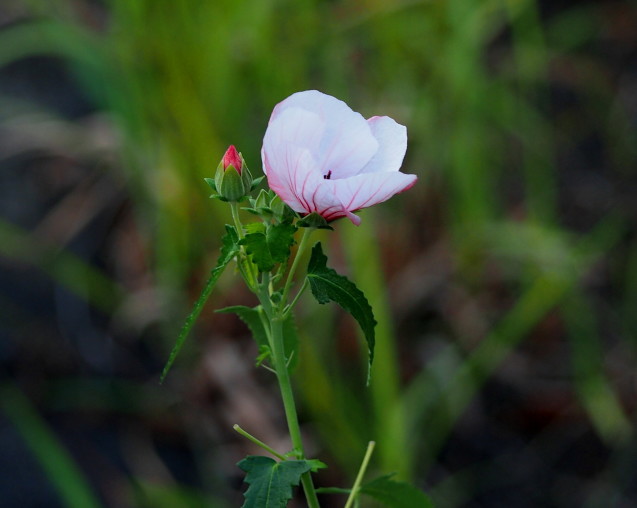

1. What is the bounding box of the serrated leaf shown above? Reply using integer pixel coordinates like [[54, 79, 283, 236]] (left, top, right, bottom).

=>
[[240, 223, 297, 272], [217, 305, 269, 350], [216, 305, 298, 371], [245, 222, 266, 235], [306, 242, 377, 381], [268, 223, 297, 262], [241, 233, 273, 271], [161, 226, 239, 382], [237, 456, 314, 508], [360, 474, 433, 508]]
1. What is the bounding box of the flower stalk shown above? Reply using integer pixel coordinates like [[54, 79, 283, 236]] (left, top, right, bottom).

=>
[[267, 314, 321, 507], [232, 212, 320, 506]]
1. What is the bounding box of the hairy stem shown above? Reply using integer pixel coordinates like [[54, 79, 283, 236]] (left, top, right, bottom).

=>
[[269, 315, 320, 507]]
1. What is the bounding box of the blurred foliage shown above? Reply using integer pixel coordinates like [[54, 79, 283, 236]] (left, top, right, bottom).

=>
[[0, 0, 636, 506]]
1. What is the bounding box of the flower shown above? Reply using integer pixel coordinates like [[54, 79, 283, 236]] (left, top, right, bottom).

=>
[[214, 145, 253, 202], [261, 90, 417, 225]]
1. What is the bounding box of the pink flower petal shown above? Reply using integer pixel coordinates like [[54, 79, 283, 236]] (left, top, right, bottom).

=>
[[360, 116, 407, 174], [332, 171, 418, 216], [263, 107, 325, 169], [270, 90, 378, 179], [263, 144, 324, 214]]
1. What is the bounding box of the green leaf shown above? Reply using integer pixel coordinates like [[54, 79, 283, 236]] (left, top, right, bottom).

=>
[[237, 456, 314, 508], [268, 223, 297, 263], [305, 459, 328, 472], [217, 305, 269, 350], [240, 233, 273, 272], [307, 242, 377, 381], [360, 474, 433, 508], [160, 226, 239, 382], [216, 305, 298, 371], [240, 223, 297, 272], [245, 222, 267, 235]]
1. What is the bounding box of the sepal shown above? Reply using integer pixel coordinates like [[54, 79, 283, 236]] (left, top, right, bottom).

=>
[[297, 212, 334, 230], [250, 175, 266, 191]]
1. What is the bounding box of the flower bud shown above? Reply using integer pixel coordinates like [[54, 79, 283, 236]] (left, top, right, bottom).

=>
[[222, 145, 243, 173], [214, 145, 253, 202]]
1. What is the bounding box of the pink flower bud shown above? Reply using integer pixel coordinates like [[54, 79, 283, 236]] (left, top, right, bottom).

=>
[[214, 145, 253, 202], [222, 145, 243, 173]]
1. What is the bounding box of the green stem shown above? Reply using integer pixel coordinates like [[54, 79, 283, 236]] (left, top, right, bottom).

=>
[[230, 202, 245, 239], [344, 441, 376, 508], [251, 227, 320, 506], [284, 277, 309, 318], [233, 424, 287, 460], [270, 314, 320, 508], [230, 202, 257, 289], [281, 228, 313, 307]]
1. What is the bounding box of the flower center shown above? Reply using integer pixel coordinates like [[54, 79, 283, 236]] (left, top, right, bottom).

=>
[[323, 171, 332, 180]]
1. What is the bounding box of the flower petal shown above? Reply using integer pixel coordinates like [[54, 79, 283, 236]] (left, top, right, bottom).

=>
[[270, 90, 378, 179], [263, 107, 325, 169], [332, 171, 418, 215], [263, 144, 324, 215], [359, 116, 407, 174]]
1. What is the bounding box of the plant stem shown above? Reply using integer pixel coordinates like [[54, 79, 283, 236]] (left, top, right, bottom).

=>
[[281, 228, 313, 307], [270, 315, 321, 508], [344, 441, 376, 508], [230, 202, 245, 239], [230, 202, 257, 289], [284, 277, 309, 318], [252, 226, 320, 505], [233, 424, 287, 460]]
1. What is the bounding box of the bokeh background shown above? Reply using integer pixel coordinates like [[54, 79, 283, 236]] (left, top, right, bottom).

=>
[[1, 0, 636, 506]]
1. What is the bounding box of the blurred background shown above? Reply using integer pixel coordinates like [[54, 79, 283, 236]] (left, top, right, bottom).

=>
[[1, 0, 636, 506]]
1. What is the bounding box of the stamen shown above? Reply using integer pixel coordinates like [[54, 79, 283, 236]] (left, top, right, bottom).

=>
[[323, 171, 332, 180]]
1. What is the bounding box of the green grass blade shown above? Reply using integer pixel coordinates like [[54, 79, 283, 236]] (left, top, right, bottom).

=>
[[0, 218, 123, 314], [417, 213, 626, 471], [562, 293, 632, 442], [1, 385, 102, 508]]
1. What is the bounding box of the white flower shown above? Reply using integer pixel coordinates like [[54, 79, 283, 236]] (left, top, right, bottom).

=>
[[262, 90, 417, 225]]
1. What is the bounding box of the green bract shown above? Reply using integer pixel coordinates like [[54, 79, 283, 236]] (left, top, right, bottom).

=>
[[214, 158, 254, 202], [296, 212, 333, 230]]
